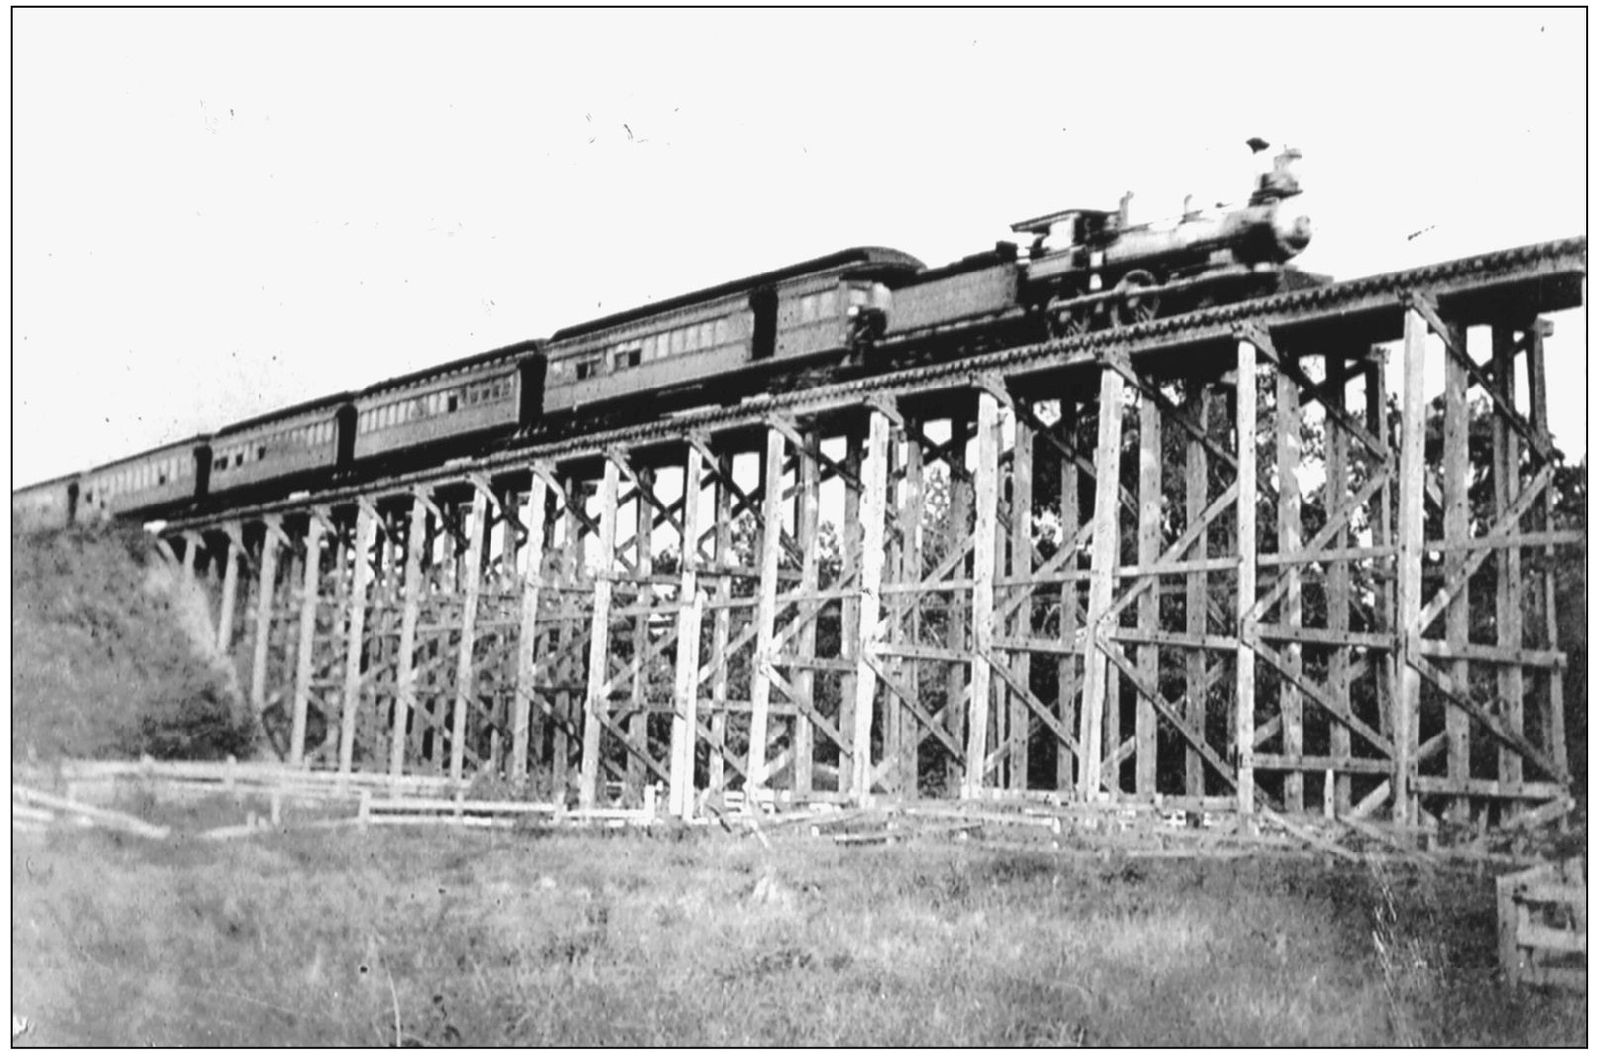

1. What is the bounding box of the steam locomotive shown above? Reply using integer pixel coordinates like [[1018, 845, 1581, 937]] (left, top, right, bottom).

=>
[[15, 147, 1315, 530]]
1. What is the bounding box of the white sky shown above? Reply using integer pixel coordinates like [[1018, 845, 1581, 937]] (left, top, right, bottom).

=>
[[9, 8, 1587, 488]]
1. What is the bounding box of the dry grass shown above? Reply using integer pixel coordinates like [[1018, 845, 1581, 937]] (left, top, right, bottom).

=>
[[10, 811, 1585, 1047]]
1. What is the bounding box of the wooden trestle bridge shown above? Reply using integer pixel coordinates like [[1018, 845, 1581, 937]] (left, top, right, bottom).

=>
[[160, 238, 1585, 834]]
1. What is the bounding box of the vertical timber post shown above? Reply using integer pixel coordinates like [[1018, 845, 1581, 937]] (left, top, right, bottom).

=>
[[450, 488, 488, 783], [1079, 366, 1124, 800], [1010, 410, 1034, 790], [389, 492, 428, 779], [1528, 319, 1567, 778], [1057, 400, 1081, 793], [947, 407, 974, 794], [963, 390, 1000, 799], [793, 429, 821, 798], [1276, 367, 1303, 810], [1491, 326, 1525, 798], [1184, 385, 1210, 800], [853, 407, 890, 805], [216, 522, 243, 654], [289, 510, 326, 768], [627, 466, 655, 800], [249, 515, 283, 718], [747, 428, 786, 791], [1323, 358, 1352, 814], [708, 454, 734, 796], [1234, 341, 1259, 816], [1443, 326, 1471, 822], [338, 502, 378, 776], [1136, 391, 1160, 797], [511, 469, 550, 785], [1394, 308, 1429, 826], [669, 443, 704, 818], [580, 458, 621, 809]]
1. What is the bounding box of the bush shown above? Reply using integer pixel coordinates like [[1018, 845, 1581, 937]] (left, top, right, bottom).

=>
[[12, 523, 256, 762]]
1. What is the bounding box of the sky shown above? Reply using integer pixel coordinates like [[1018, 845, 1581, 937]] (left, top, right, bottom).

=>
[[9, 8, 1588, 488]]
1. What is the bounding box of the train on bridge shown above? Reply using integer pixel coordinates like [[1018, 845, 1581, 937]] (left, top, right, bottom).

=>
[[16, 148, 1315, 530]]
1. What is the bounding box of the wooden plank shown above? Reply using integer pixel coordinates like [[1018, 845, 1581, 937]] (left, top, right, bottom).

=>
[[793, 429, 821, 798], [511, 471, 549, 784], [1323, 355, 1353, 814], [853, 410, 890, 805], [216, 523, 242, 653], [289, 511, 326, 768], [1393, 310, 1428, 825], [964, 391, 1001, 798], [1528, 320, 1568, 778], [1010, 410, 1034, 790], [578, 459, 620, 809], [746, 427, 787, 790], [708, 453, 734, 795], [1078, 366, 1124, 800], [1134, 388, 1160, 797], [1491, 326, 1525, 793], [895, 422, 924, 794], [389, 493, 428, 777], [1275, 368, 1303, 810], [1057, 398, 1080, 793], [947, 406, 974, 794], [626, 466, 655, 799], [1234, 341, 1259, 815], [1442, 332, 1471, 823], [249, 515, 284, 718], [667, 445, 703, 817], [1184, 383, 1209, 800], [338, 503, 378, 775], [449, 490, 488, 782]]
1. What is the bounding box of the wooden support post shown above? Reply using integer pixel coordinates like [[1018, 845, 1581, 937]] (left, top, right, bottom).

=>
[[627, 467, 655, 800], [1491, 326, 1525, 795], [289, 512, 326, 768], [1322, 357, 1352, 814], [669, 445, 704, 818], [853, 409, 891, 805], [1443, 326, 1472, 821], [450, 490, 489, 782], [1365, 355, 1396, 748], [1010, 411, 1035, 790], [1276, 367, 1304, 810], [838, 425, 864, 795], [216, 523, 242, 654], [389, 493, 428, 778], [552, 477, 582, 795], [947, 407, 974, 794], [747, 428, 786, 790], [964, 391, 1001, 799], [898, 425, 924, 792], [1234, 341, 1259, 816], [579, 460, 620, 809], [249, 515, 283, 718], [1184, 385, 1209, 799], [338, 503, 378, 775], [793, 430, 821, 797], [1057, 399, 1080, 793], [1079, 367, 1124, 800], [511, 471, 550, 784], [1136, 391, 1160, 797], [1395, 309, 1429, 826], [708, 454, 735, 795], [1528, 320, 1567, 778]]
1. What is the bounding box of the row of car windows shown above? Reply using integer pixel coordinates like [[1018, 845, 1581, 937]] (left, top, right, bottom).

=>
[[215, 420, 337, 473], [560, 316, 737, 381], [84, 454, 191, 500], [359, 377, 516, 432]]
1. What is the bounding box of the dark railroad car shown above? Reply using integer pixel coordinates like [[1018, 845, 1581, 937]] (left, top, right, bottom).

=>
[[352, 340, 542, 463], [543, 247, 923, 413], [883, 244, 1021, 338], [12, 472, 80, 531], [77, 434, 209, 522], [208, 394, 351, 496]]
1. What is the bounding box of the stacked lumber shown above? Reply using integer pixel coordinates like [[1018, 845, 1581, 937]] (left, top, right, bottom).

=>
[[1498, 857, 1586, 991]]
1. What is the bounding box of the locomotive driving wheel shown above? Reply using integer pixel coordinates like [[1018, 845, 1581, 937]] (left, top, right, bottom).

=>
[[1113, 270, 1160, 327]]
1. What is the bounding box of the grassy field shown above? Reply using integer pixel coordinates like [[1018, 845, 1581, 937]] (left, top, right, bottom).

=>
[[9, 800, 1585, 1047]]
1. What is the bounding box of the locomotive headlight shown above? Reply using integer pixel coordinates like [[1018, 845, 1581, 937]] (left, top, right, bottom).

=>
[[1270, 206, 1313, 259]]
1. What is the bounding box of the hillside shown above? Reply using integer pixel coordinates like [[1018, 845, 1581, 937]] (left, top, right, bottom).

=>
[[11, 524, 255, 763]]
